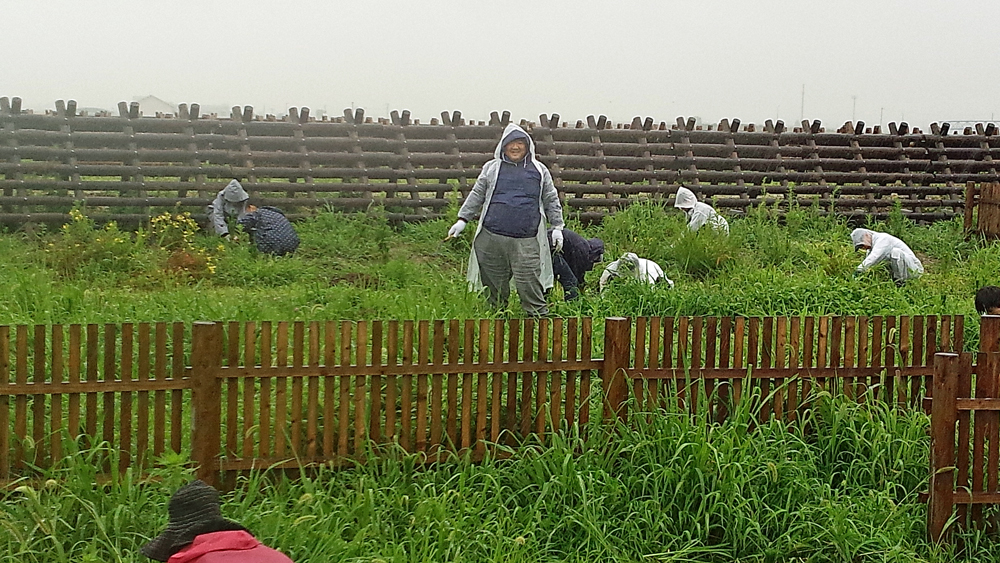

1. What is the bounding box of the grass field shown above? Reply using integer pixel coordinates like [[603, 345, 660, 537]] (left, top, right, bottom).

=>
[[1, 202, 999, 562], [0, 201, 995, 329], [2, 389, 997, 563]]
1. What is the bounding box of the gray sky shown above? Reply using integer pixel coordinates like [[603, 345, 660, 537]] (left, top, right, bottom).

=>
[[3, 0, 998, 128]]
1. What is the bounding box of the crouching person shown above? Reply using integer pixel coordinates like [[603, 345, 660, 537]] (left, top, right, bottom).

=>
[[599, 252, 674, 291], [547, 227, 604, 300], [850, 228, 923, 286], [237, 205, 300, 256], [208, 179, 250, 238], [141, 480, 295, 562]]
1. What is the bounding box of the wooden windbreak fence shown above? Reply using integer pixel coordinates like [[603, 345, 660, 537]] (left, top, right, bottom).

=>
[[0, 314, 965, 485], [2, 108, 997, 226], [928, 315, 1000, 542]]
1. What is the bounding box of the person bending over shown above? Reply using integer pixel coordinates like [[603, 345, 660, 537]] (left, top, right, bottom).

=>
[[975, 286, 1000, 315], [674, 185, 729, 234], [599, 252, 674, 291], [208, 179, 250, 238], [142, 480, 295, 562], [850, 228, 923, 287], [546, 227, 604, 300], [237, 205, 300, 256]]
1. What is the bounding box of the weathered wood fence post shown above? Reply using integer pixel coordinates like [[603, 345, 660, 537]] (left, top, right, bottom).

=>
[[191, 321, 223, 486], [602, 317, 631, 424], [928, 351, 959, 542], [972, 315, 1000, 526]]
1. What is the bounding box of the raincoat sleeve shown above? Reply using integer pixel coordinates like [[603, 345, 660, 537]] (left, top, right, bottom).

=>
[[540, 167, 564, 228], [858, 236, 894, 272], [599, 261, 619, 291], [457, 167, 491, 222], [687, 207, 709, 232], [209, 190, 229, 236]]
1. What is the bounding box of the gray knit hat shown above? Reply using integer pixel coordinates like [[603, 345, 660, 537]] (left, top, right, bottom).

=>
[[141, 480, 247, 562]]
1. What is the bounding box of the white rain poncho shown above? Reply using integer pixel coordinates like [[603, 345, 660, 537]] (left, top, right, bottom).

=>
[[851, 228, 924, 282], [599, 252, 674, 291], [674, 186, 729, 234], [456, 124, 564, 292], [209, 179, 250, 236]]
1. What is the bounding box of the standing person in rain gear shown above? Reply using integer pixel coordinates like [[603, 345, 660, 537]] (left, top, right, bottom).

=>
[[237, 205, 300, 256], [447, 124, 564, 316], [546, 227, 604, 300], [141, 480, 295, 563], [851, 228, 924, 286], [208, 179, 250, 238], [673, 185, 729, 234], [599, 252, 674, 291]]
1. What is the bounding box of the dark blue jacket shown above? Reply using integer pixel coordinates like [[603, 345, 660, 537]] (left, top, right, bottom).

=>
[[482, 130, 541, 238], [238, 206, 300, 256], [547, 228, 605, 291]]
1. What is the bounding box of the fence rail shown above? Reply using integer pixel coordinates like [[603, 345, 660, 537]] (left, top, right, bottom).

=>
[[2, 103, 997, 225]]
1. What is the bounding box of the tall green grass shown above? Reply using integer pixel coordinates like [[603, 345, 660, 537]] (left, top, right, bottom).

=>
[[2, 388, 995, 562], [0, 203, 997, 340]]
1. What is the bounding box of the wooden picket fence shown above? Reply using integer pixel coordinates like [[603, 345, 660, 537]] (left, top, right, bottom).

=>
[[0, 314, 965, 486], [617, 315, 965, 423], [928, 315, 1000, 541]]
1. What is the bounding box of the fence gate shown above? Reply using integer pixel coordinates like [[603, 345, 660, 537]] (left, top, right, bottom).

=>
[[928, 316, 1000, 541]]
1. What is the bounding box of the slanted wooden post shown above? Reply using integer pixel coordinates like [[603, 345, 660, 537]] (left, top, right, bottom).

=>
[[928, 351, 959, 542], [602, 317, 631, 424], [191, 322, 223, 486]]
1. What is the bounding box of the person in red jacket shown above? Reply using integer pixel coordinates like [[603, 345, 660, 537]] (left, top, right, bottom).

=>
[[141, 480, 295, 563]]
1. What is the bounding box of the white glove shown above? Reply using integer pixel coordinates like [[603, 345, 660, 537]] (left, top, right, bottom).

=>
[[551, 228, 564, 252], [447, 219, 467, 238]]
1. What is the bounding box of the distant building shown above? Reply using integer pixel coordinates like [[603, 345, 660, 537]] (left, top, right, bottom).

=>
[[134, 95, 176, 117]]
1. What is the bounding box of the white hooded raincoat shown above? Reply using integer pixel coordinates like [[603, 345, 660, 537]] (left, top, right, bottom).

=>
[[599, 252, 674, 290], [674, 186, 729, 233], [851, 228, 924, 282]]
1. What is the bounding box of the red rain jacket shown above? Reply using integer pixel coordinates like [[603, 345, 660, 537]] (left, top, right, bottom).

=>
[[167, 531, 294, 563]]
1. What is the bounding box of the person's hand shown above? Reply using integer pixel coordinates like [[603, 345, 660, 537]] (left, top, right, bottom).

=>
[[447, 219, 467, 239], [551, 228, 564, 252]]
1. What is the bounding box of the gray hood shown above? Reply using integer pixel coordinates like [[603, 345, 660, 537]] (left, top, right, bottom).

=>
[[222, 179, 249, 203]]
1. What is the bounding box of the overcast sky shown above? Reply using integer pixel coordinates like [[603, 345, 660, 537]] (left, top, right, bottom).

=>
[[3, 1, 998, 128]]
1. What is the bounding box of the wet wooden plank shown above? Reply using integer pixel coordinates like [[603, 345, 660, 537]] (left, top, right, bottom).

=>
[[400, 320, 414, 451], [307, 321, 321, 459], [275, 321, 289, 458], [354, 321, 368, 458], [415, 320, 430, 453], [118, 323, 133, 473], [476, 319, 490, 457], [338, 321, 352, 457], [446, 319, 459, 449], [243, 322, 257, 459], [260, 322, 273, 458], [226, 322, 241, 458]]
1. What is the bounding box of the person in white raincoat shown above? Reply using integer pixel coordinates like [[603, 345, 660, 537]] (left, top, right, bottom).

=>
[[208, 179, 250, 237], [674, 186, 729, 234], [599, 252, 674, 291], [446, 124, 564, 315], [850, 228, 923, 286]]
